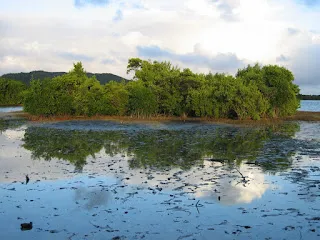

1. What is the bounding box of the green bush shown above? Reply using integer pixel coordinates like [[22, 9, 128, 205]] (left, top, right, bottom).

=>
[[22, 60, 300, 119], [0, 78, 26, 106]]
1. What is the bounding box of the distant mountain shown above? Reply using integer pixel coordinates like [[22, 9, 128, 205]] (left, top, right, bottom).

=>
[[298, 94, 320, 100], [1, 70, 128, 85]]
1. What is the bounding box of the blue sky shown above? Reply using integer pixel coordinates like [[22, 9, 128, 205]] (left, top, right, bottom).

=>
[[0, 0, 320, 94], [298, 0, 320, 6]]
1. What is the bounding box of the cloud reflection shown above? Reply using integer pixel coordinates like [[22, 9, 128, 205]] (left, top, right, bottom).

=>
[[195, 163, 269, 205]]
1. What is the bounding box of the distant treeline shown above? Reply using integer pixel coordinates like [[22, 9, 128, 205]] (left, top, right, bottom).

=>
[[20, 59, 300, 120], [298, 94, 320, 100], [1, 70, 126, 86]]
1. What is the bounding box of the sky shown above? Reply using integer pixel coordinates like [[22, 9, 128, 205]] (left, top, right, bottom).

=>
[[0, 0, 320, 94]]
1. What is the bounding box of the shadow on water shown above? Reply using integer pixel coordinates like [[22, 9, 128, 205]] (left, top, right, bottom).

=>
[[20, 120, 312, 174]]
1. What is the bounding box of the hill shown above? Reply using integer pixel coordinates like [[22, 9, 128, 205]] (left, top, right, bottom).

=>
[[1, 70, 127, 85]]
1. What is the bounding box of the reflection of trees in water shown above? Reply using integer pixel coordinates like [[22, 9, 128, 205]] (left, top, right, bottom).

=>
[[22, 122, 305, 172], [256, 123, 301, 172], [0, 119, 25, 133], [23, 128, 105, 171], [203, 129, 268, 165], [127, 130, 205, 169]]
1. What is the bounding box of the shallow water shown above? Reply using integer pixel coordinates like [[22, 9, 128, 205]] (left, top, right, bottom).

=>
[[0, 119, 319, 239]]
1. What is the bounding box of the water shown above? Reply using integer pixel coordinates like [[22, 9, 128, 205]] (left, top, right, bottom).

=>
[[299, 100, 320, 112], [0, 119, 320, 239], [0, 106, 23, 113]]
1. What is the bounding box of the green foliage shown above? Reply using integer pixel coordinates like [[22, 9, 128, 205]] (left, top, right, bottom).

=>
[[236, 64, 300, 117], [101, 81, 129, 116], [23, 78, 69, 115], [23, 62, 129, 117], [189, 74, 268, 119], [24, 63, 102, 116], [126, 81, 158, 116], [0, 78, 26, 106], [127, 58, 143, 75], [21, 59, 300, 119], [128, 59, 183, 115], [262, 65, 300, 116], [178, 69, 204, 113], [189, 86, 215, 117]]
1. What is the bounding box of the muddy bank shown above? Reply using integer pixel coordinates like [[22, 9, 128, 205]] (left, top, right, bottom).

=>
[[0, 111, 27, 120], [284, 111, 320, 121], [1, 111, 319, 124]]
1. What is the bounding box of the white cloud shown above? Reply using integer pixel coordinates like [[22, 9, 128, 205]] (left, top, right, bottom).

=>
[[0, 0, 320, 93]]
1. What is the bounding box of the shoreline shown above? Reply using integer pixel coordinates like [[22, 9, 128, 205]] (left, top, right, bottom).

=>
[[1, 111, 319, 124]]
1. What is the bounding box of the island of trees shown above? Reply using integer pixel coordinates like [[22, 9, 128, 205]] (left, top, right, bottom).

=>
[[1, 58, 301, 120]]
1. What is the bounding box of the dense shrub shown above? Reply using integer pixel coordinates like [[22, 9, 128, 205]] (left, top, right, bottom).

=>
[[23, 60, 300, 119], [0, 78, 26, 106]]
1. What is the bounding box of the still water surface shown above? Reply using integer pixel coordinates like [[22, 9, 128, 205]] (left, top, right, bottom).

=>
[[0, 118, 319, 239], [299, 100, 320, 112]]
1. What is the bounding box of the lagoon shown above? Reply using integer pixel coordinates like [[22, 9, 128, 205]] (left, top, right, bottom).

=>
[[0, 118, 319, 239]]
